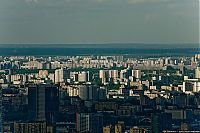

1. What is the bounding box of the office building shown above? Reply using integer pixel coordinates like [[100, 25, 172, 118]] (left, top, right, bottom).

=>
[[76, 113, 103, 133], [151, 113, 172, 133], [14, 121, 54, 133], [28, 84, 59, 123]]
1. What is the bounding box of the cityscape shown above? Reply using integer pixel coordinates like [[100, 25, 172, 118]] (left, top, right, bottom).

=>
[[0, 52, 200, 132], [0, 0, 198, 132]]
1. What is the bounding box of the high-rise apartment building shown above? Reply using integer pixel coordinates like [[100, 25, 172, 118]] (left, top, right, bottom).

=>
[[195, 67, 200, 79], [55, 68, 70, 83], [79, 85, 98, 101], [78, 85, 106, 101], [132, 70, 141, 79], [78, 71, 89, 82]]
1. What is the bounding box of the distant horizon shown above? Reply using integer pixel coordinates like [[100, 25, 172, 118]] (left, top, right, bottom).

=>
[[0, 43, 199, 49]]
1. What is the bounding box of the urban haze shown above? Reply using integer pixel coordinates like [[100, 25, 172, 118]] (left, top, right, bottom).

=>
[[0, 0, 200, 133]]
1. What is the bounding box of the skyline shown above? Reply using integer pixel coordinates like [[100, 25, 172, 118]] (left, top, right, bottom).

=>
[[0, 0, 199, 44], [1, 54, 200, 132], [0, 43, 199, 49]]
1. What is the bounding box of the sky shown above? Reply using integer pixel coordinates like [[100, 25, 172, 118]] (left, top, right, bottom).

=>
[[0, 0, 199, 44]]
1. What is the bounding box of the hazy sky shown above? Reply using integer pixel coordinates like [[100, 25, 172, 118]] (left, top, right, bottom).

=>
[[0, 0, 199, 44]]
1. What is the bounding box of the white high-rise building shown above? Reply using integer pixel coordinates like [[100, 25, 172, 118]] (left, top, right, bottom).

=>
[[67, 86, 79, 97], [109, 70, 113, 78], [26, 60, 43, 69], [55, 68, 70, 83], [78, 71, 89, 82], [193, 82, 200, 92], [108, 70, 118, 79], [113, 70, 119, 79], [120, 69, 127, 79], [183, 82, 186, 92], [132, 70, 141, 79], [195, 67, 200, 79], [99, 70, 106, 79], [99, 70, 109, 84]]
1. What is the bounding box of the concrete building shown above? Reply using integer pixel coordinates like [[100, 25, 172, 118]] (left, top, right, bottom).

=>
[[28, 84, 59, 123], [183, 81, 200, 92], [195, 67, 200, 79], [14, 122, 54, 133], [78, 71, 89, 82], [115, 121, 125, 133], [55, 68, 70, 83], [103, 125, 114, 133], [76, 113, 103, 133], [79, 85, 99, 101], [132, 70, 141, 79], [38, 70, 49, 78]]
